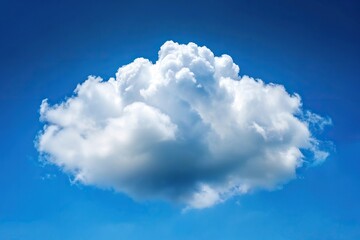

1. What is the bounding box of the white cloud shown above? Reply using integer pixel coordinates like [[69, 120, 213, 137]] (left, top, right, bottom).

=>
[[37, 41, 330, 209]]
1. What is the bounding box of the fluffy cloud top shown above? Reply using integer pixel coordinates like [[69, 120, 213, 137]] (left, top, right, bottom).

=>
[[37, 41, 330, 209]]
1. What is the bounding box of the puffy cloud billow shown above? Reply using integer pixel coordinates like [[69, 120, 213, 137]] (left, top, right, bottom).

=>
[[37, 41, 330, 209]]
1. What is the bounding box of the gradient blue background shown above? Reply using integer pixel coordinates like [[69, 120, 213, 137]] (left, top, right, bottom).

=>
[[1, 0, 359, 239]]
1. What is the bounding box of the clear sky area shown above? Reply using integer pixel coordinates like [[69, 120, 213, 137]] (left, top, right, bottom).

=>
[[0, 0, 359, 239]]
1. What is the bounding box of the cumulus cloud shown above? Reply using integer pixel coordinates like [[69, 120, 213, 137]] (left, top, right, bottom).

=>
[[37, 41, 330, 209]]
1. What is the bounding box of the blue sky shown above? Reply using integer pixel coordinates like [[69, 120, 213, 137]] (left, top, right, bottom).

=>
[[1, 0, 359, 239]]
